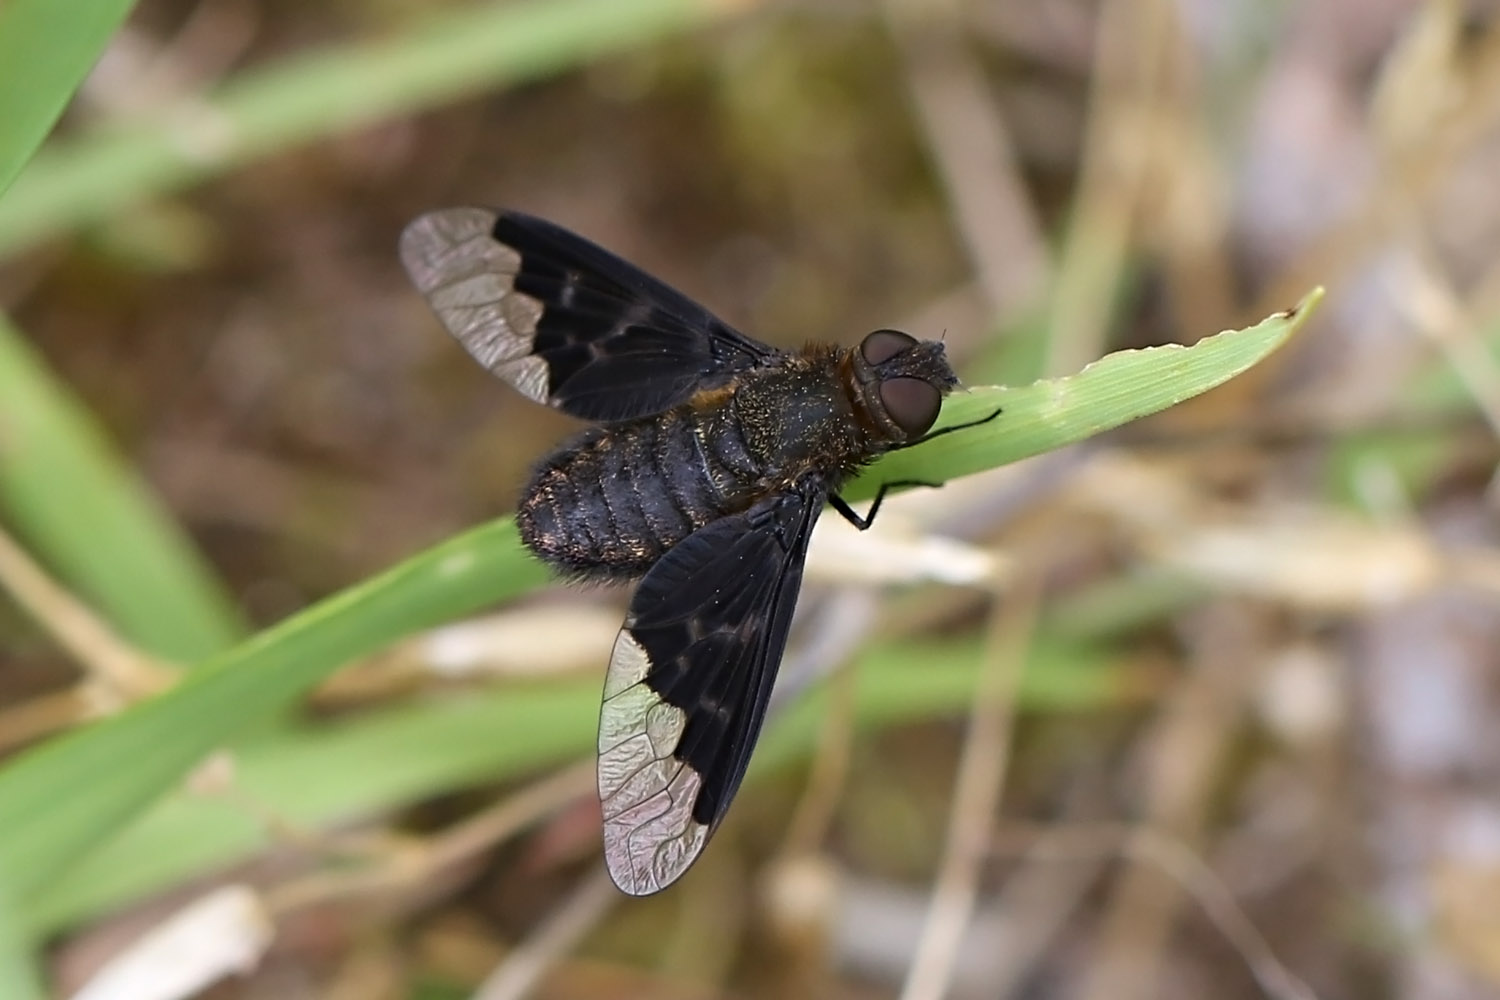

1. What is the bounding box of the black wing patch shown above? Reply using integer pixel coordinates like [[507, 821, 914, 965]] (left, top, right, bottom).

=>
[[596, 480, 824, 895], [399, 208, 775, 422]]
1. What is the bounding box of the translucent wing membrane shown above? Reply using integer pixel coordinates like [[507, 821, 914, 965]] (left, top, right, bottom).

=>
[[597, 481, 824, 894], [399, 208, 774, 422]]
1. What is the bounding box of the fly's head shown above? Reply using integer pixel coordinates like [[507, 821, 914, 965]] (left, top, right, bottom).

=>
[[846, 329, 960, 445]]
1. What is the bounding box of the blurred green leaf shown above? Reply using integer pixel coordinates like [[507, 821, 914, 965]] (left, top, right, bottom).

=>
[[0, 518, 546, 906], [1401, 319, 1500, 415], [1321, 317, 1500, 507], [0, 0, 137, 200], [1323, 427, 1464, 509], [0, 895, 43, 1000], [1042, 568, 1211, 642], [0, 0, 750, 255], [32, 634, 1128, 934], [35, 671, 598, 935], [0, 318, 243, 658]]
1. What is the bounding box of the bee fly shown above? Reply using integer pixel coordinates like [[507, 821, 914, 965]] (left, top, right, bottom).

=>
[[400, 208, 994, 895]]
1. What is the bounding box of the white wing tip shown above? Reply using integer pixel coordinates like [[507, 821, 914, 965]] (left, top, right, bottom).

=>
[[601, 767, 710, 895], [398, 207, 498, 286]]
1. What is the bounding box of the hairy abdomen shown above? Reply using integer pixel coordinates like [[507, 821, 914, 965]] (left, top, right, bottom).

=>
[[516, 409, 757, 580]]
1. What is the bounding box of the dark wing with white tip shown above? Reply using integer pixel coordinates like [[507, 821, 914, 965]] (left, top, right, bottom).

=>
[[399, 208, 775, 422], [597, 480, 824, 895]]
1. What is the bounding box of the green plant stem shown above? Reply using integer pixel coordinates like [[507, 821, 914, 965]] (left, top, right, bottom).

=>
[[0, 0, 753, 254]]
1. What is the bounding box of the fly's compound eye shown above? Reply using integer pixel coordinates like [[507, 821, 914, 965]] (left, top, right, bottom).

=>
[[861, 329, 919, 366], [879, 377, 942, 438]]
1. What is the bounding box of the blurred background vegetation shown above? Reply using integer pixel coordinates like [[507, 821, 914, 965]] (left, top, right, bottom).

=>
[[2, 0, 1500, 998]]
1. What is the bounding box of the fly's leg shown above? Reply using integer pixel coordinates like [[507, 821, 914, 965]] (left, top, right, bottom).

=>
[[830, 406, 1002, 530], [829, 480, 938, 531]]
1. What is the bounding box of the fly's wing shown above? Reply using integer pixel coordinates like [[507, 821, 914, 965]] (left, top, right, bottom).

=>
[[399, 208, 775, 422], [596, 481, 824, 895]]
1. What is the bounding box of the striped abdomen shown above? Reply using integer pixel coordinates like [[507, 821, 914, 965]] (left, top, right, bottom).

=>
[[516, 407, 758, 581]]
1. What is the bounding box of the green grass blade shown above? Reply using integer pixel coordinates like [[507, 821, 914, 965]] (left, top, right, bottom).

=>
[[0, 895, 43, 1000], [0, 0, 746, 255], [35, 673, 600, 935], [0, 518, 546, 904], [30, 635, 1128, 933], [846, 288, 1323, 500], [0, 318, 243, 658], [0, 295, 1311, 909], [0, 0, 137, 200]]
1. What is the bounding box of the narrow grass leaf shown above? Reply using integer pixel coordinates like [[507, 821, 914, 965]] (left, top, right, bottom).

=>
[[31, 635, 1129, 934], [0, 0, 750, 254], [0, 893, 44, 1000], [0, 519, 546, 905], [0, 0, 137, 199], [0, 318, 243, 659]]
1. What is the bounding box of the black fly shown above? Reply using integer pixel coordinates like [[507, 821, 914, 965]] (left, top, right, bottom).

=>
[[400, 209, 992, 894]]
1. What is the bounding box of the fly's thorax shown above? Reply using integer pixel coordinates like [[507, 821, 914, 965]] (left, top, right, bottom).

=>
[[725, 351, 867, 482]]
